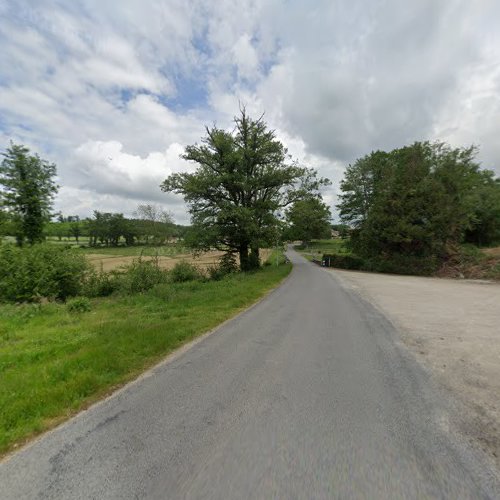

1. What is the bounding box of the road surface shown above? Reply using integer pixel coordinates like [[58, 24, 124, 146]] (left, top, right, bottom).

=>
[[1, 250, 499, 499]]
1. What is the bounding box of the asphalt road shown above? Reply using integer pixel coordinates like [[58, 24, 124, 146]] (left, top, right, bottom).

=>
[[1, 250, 499, 499]]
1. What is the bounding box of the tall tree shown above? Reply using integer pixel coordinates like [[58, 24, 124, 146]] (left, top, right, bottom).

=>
[[337, 141, 492, 272], [0, 143, 58, 245], [161, 109, 329, 270], [285, 196, 331, 245]]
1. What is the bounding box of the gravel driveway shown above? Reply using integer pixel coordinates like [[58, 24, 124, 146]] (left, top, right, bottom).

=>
[[330, 268, 500, 467]]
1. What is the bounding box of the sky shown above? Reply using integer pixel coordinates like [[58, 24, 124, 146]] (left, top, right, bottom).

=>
[[1, 0, 499, 224]]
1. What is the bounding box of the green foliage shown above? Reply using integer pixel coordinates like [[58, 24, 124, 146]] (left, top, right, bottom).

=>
[[82, 269, 121, 298], [0, 263, 291, 454], [322, 254, 365, 270], [285, 196, 331, 244], [118, 258, 171, 293], [0, 244, 89, 302], [161, 108, 330, 271], [67, 297, 91, 313], [170, 260, 203, 283], [0, 143, 58, 245], [207, 252, 239, 280], [133, 204, 176, 244], [337, 142, 500, 273], [331, 224, 350, 239], [464, 176, 500, 246], [88, 211, 136, 246]]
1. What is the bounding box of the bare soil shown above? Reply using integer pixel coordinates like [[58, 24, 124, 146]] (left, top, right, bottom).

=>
[[483, 246, 500, 258], [329, 268, 500, 466], [86, 249, 272, 272]]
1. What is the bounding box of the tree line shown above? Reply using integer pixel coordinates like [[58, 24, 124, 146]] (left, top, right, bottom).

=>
[[0, 143, 187, 247], [3, 109, 498, 275]]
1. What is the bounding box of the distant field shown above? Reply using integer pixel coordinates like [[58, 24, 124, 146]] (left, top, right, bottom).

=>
[[296, 239, 350, 260], [81, 246, 272, 272], [76, 244, 188, 257]]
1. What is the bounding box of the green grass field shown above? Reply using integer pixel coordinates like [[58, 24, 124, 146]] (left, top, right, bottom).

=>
[[0, 262, 291, 455], [296, 239, 350, 259]]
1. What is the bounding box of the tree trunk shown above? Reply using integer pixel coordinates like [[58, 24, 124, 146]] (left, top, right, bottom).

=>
[[249, 246, 260, 269], [239, 244, 250, 271]]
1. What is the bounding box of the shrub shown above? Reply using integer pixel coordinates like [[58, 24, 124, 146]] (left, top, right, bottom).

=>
[[119, 258, 170, 293], [366, 254, 439, 276], [170, 260, 202, 283], [219, 252, 238, 274], [321, 254, 365, 271], [0, 244, 89, 302], [82, 269, 120, 298], [67, 297, 91, 313], [207, 252, 238, 280]]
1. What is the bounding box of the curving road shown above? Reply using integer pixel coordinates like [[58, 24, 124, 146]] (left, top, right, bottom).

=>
[[1, 249, 499, 499]]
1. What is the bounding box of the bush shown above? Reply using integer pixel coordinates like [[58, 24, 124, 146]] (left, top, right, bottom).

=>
[[366, 254, 439, 276], [119, 258, 170, 293], [170, 260, 202, 283], [321, 253, 365, 270], [207, 253, 238, 280], [67, 297, 91, 313], [82, 269, 120, 298], [0, 244, 89, 302]]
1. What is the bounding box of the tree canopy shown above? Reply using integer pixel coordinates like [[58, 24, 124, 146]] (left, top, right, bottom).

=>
[[285, 197, 331, 245], [161, 109, 330, 270], [0, 143, 58, 245], [337, 142, 500, 273]]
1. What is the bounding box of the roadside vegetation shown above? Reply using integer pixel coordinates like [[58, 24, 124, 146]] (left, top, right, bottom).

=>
[[0, 110, 314, 455], [0, 254, 291, 455], [315, 141, 500, 278]]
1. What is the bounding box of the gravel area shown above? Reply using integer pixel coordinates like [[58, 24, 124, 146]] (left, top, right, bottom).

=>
[[330, 268, 500, 466]]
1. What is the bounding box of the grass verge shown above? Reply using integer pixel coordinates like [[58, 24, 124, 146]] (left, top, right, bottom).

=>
[[0, 262, 291, 456]]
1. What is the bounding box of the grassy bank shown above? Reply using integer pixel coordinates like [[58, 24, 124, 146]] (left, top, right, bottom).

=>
[[0, 262, 291, 455]]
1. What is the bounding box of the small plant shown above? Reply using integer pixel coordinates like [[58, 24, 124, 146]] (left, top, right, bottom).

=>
[[170, 260, 202, 283], [67, 297, 91, 313]]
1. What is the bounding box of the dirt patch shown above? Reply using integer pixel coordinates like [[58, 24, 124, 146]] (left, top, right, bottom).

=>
[[329, 268, 500, 466], [483, 246, 500, 258], [86, 249, 272, 272]]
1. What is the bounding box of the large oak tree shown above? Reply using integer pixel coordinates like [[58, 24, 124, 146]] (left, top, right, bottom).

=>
[[161, 109, 329, 270]]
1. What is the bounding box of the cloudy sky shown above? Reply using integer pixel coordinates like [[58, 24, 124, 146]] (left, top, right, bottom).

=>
[[1, 0, 499, 223]]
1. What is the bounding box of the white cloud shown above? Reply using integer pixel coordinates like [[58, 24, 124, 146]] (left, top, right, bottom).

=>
[[0, 0, 499, 224]]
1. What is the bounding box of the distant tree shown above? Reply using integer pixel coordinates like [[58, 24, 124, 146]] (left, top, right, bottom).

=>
[[88, 211, 137, 246], [331, 223, 350, 239], [0, 143, 58, 245], [285, 197, 331, 245], [161, 108, 330, 270], [70, 221, 81, 243], [133, 203, 174, 244]]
